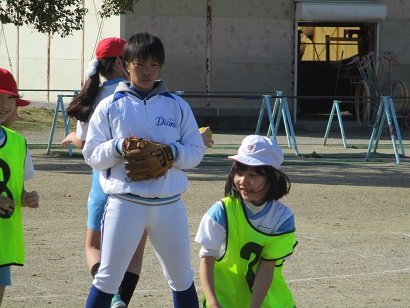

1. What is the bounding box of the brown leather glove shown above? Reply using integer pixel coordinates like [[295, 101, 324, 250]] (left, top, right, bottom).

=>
[[122, 137, 173, 181]]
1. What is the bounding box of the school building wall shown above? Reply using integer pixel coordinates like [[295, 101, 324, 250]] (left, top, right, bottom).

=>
[[122, 0, 293, 111], [0, 0, 121, 103], [0, 0, 409, 127], [379, 0, 410, 84]]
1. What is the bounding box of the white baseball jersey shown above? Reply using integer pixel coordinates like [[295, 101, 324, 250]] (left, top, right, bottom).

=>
[[83, 80, 205, 197], [82, 80, 205, 294]]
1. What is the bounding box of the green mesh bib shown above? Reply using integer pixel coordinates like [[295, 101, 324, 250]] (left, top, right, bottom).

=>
[[204, 196, 296, 308], [0, 126, 26, 266]]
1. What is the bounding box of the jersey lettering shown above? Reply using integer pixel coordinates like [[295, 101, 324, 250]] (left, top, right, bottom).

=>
[[155, 116, 176, 128]]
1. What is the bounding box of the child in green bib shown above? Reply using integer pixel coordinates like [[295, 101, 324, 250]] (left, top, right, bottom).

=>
[[0, 68, 39, 305], [195, 135, 298, 308]]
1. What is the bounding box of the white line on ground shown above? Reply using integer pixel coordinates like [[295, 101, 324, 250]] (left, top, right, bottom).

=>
[[288, 268, 409, 282], [391, 232, 410, 238]]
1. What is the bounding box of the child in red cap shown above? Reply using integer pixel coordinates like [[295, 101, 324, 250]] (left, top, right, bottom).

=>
[[62, 37, 143, 308], [1, 68, 30, 127], [0, 68, 39, 305]]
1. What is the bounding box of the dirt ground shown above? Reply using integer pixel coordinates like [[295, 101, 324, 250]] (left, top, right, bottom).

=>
[[2, 125, 410, 308]]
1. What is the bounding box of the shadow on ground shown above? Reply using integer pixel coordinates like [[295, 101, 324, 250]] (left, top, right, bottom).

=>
[[30, 148, 409, 188]]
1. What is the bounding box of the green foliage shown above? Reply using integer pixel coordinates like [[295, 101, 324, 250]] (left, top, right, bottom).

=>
[[99, 0, 140, 19], [0, 0, 140, 37], [0, 0, 87, 37]]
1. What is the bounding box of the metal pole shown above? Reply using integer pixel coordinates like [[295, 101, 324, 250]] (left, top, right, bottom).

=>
[[81, 0, 85, 85], [293, 19, 299, 124], [323, 102, 337, 146], [47, 32, 51, 102], [16, 26, 19, 85], [205, 0, 212, 107]]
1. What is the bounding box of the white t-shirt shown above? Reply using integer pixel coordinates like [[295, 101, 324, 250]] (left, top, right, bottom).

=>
[[195, 199, 295, 258]]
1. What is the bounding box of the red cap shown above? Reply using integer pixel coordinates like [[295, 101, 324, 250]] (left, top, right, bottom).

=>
[[95, 37, 126, 60], [0, 68, 30, 106]]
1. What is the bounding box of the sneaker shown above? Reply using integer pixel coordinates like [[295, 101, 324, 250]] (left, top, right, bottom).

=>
[[111, 294, 127, 308]]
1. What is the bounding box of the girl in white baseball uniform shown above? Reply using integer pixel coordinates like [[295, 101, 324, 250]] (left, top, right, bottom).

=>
[[195, 135, 298, 307], [83, 32, 205, 308], [63, 37, 146, 307]]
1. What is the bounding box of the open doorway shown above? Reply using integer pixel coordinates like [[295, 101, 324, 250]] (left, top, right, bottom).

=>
[[296, 23, 376, 116]]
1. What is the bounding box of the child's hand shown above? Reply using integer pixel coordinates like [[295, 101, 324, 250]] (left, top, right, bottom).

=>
[[22, 190, 39, 208], [61, 132, 85, 149], [0, 194, 15, 217], [200, 127, 215, 148], [206, 301, 222, 308], [61, 132, 76, 148]]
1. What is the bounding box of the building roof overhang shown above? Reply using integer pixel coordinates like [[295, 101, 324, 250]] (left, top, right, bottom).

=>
[[295, 1, 387, 22]]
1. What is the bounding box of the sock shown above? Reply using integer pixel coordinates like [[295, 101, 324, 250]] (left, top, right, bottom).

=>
[[85, 285, 113, 308], [171, 282, 199, 308], [118, 271, 140, 305], [90, 262, 100, 278]]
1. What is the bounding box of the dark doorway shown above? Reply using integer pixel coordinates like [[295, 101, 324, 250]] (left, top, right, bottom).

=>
[[297, 23, 376, 116]]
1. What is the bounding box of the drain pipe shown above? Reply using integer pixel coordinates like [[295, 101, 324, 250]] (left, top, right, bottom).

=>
[[206, 0, 212, 107]]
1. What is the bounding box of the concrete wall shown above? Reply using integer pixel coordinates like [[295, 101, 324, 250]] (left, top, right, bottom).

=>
[[123, 0, 294, 109], [379, 0, 410, 86], [123, 1, 207, 93], [0, 0, 409, 117], [0, 0, 121, 103]]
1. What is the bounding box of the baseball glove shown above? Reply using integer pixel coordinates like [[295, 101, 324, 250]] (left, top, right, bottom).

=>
[[122, 137, 174, 181]]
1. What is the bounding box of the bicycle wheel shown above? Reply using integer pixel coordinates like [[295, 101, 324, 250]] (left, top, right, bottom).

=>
[[354, 80, 371, 126]]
